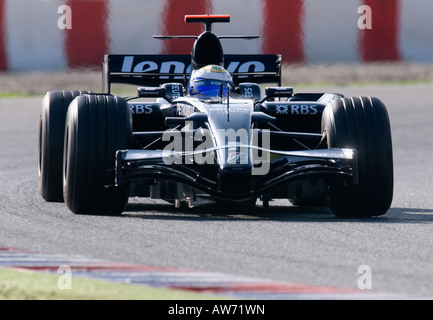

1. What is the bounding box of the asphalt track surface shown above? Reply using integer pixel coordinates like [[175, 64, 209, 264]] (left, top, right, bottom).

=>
[[1, 83, 433, 299]]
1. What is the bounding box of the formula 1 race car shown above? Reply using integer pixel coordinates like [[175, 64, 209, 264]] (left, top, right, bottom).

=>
[[38, 14, 393, 218]]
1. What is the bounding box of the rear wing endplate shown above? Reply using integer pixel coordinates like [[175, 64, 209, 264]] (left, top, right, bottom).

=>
[[102, 54, 281, 93]]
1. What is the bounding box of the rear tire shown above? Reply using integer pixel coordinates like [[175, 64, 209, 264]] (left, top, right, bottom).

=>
[[63, 94, 132, 215], [321, 97, 393, 218], [38, 90, 91, 202]]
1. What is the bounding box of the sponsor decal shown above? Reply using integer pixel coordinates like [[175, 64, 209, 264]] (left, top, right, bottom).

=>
[[168, 84, 183, 99], [176, 103, 195, 117], [275, 105, 289, 114], [129, 104, 153, 115], [120, 57, 266, 75], [275, 104, 318, 115], [110, 55, 277, 76], [290, 104, 318, 115], [202, 65, 226, 73], [227, 151, 249, 164]]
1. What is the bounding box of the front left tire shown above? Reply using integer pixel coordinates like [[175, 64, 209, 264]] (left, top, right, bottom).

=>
[[322, 96, 393, 218]]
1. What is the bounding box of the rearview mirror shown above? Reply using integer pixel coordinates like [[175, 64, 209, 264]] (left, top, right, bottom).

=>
[[138, 87, 167, 98]]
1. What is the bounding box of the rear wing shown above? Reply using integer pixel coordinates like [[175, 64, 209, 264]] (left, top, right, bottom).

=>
[[102, 54, 281, 93]]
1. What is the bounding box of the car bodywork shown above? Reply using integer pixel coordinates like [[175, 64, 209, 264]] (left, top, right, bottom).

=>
[[39, 14, 393, 217]]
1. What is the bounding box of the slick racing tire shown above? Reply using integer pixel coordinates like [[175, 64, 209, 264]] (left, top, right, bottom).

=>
[[63, 94, 132, 215], [38, 90, 92, 202], [321, 97, 393, 218]]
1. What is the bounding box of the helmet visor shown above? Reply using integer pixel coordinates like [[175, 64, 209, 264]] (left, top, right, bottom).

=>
[[191, 79, 233, 97]]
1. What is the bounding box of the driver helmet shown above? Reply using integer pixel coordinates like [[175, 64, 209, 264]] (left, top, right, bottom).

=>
[[189, 65, 234, 96]]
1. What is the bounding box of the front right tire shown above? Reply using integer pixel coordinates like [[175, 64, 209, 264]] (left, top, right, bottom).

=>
[[63, 94, 132, 215]]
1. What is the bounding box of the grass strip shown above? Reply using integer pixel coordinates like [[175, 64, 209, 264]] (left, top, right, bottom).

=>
[[0, 267, 227, 300]]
